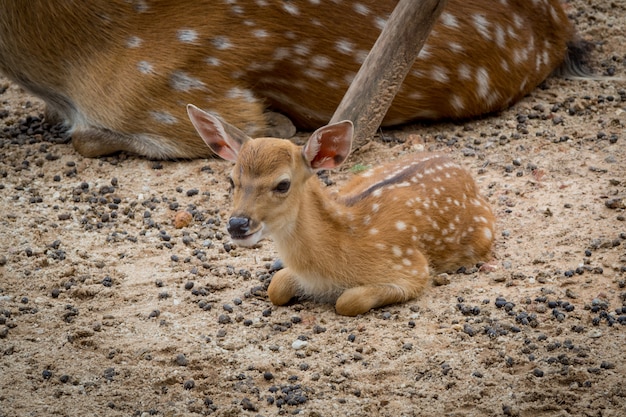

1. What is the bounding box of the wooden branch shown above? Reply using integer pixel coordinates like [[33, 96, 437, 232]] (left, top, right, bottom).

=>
[[329, 0, 448, 148]]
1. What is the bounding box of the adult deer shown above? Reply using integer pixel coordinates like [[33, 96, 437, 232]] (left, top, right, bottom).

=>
[[0, 0, 578, 158]]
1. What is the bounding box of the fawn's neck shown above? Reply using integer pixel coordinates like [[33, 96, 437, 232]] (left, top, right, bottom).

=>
[[272, 177, 353, 267]]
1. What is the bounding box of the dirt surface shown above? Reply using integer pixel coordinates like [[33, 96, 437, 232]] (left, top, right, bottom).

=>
[[1, 1, 625, 416]]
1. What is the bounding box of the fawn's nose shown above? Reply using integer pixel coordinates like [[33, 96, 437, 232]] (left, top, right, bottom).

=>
[[227, 216, 250, 237]]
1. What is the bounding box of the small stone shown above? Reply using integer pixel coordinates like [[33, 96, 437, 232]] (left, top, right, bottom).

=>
[[463, 324, 476, 336], [532, 368, 544, 377], [605, 198, 625, 210], [173, 211, 193, 228], [175, 354, 188, 366], [588, 329, 603, 339], [241, 398, 257, 412], [292, 339, 308, 350]]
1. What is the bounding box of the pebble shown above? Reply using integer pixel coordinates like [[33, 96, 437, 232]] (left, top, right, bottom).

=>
[[241, 397, 257, 412], [174, 211, 193, 228], [175, 354, 188, 366], [587, 329, 603, 339], [292, 339, 308, 350], [218, 314, 231, 324]]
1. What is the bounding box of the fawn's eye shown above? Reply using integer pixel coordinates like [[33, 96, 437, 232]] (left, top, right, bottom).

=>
[[274, 179, 291, 194], [228, 176, 235, 192]]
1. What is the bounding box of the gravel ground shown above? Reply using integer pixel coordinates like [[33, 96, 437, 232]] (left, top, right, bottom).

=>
[[1, 1, 625, 416]]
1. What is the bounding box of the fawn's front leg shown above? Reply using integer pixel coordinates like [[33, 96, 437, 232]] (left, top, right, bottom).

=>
[[267, 268, 300, 306]]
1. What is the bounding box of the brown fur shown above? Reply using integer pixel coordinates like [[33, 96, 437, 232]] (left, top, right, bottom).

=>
[[0, 0, 574, 159]]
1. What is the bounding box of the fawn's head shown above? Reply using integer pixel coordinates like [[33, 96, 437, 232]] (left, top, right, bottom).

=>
[[187, 104, 354, 246]]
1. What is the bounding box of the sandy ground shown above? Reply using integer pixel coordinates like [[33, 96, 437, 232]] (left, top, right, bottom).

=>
[[1, 1, 625, 416]]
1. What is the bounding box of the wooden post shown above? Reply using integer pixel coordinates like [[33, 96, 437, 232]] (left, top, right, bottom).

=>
[[329, 0, 448, 148]]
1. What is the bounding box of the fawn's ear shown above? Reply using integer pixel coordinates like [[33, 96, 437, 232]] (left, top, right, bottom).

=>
[[187, 104, 250, 161], [302, 120, 354, 170]]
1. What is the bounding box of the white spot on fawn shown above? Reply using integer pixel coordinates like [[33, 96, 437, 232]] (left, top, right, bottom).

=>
[[211, 36, 232, 50], [205, 57, 221, 66], [127, 36, 142, 48], [472, 14, 491, 40], [372, 203, 380, 213], [392, 246, 403, 257], [178, 29, 198, 43], [483, 228, 493, 241], [370, 228, 379, 235], [494, 24, 506, 49], [294, 43, 311, 56], [396, 221, 407, 231], [458, 64, 472, 80], [137, 61, 154, 74], [273, 47, 290, 61], [253, 29, 269, 39]]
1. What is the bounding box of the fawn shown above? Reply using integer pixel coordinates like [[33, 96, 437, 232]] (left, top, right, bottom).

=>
[[0, 0, 578, 159], [187, 104, 495, 316]]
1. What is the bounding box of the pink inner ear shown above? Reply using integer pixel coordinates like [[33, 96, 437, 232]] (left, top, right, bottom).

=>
[[305, 121, 353, 170], [187, 104, 240, 161]]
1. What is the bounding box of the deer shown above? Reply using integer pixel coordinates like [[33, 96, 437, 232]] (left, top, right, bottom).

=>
[[187, 104, 496, 316], [0, 0, 581, 159]]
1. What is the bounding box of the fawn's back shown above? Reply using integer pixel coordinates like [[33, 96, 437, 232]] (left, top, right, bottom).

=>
[[338, 153, 495, 273], [0, 0, 575, 158]]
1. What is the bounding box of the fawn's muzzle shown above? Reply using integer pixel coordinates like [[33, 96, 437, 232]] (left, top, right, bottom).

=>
[[227, 216, 250, 238]]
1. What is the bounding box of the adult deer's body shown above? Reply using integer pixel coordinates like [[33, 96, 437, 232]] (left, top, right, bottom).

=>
[[0, 0, 575, 159], [188, 105, 495, 315]]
